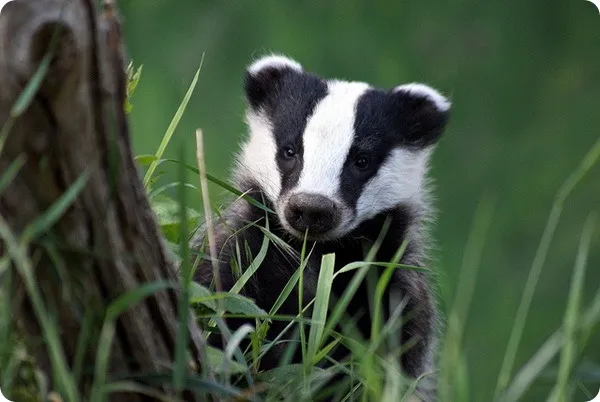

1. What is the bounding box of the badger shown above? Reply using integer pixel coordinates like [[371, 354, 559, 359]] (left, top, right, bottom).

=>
[[193, 55, 450, 400]]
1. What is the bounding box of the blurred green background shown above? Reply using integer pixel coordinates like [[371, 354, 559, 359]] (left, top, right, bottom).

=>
[[120, 1, 600, 400]]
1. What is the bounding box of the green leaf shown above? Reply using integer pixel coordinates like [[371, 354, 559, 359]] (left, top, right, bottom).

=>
[[205, 346, 247, 375], [124, 62, 143, 114], [256, 364, 305, 383], [151, 194, 202, 225], [189, 286, 267, 317], [150, 194, 201, 243], [189, 282, 215, 309], [257, 364, 332, 398], [221, 293, 267, 316], [135, 154, 162, 167]]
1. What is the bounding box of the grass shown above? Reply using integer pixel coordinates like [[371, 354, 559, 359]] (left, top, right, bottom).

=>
[[1, 62, 600, 402]]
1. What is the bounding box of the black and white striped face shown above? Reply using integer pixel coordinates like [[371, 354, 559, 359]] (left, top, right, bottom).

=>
[[237, 55, 450, 240]]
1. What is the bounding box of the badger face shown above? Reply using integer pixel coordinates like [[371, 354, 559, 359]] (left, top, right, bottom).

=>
[[236, 55, 450, 241]]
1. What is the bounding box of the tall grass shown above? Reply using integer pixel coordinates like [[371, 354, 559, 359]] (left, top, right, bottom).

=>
[[1, 61, 599, 402]]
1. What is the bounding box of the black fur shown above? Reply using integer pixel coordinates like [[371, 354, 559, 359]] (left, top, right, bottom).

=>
[[192, 59, 449, 401], [192, 183, 436, 398], [245, 66, 328, 194]]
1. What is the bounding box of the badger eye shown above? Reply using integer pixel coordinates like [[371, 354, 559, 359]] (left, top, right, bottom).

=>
[[282, 147, 296, 159], [354, 155, 370, 170]]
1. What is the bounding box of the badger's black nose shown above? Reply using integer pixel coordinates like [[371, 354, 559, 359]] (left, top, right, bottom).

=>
[[285, 193, 340, 235]]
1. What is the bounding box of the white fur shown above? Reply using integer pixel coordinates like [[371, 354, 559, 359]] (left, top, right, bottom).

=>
[[393, 83, 451, 112], [237, 111, 281, 202], [247, 54, 303, 76], [295, 80, 370, 197], [239, 72, 439, 240], [355, 148, 431, 224]]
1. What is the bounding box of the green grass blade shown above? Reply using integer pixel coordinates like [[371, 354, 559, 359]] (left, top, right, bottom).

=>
[[174, 149, 191, 391], [580, 286, 600, 347], [334, 261, 425, 276], [441, 196, 495, 401], [0, 155, 26, 195], [72, 309, 94, 384], [165, 158, 274, 213], [0, 16, 65, 156], [21, 170, 89, 243], [502, 251, 600, 401], [0, 56, 51, 154], [251, 300, 316, 369], [500, 331, 563, 401], [494, 135, 600, 398], [11, 57, 52, 116], [317, 218, 391, 363], [223, 323, 254, 386], [106, 280, 175, 320], [0, 216, 78, 402], [269, 246, 313, 315], [138, 155, 274, 213], [297, 231, 309, 363], [92, 280, 176, 402], [230, 229, 270, 294], [550, 213, 596, 402], [91, 322, 116, 402], [370, 238, 409, 345], [312, 337, 343, 364], [370, 265, 396, 343], [307, 253, 336, 363], [148, 182, 198, 200], [142, 54, 204, 189]]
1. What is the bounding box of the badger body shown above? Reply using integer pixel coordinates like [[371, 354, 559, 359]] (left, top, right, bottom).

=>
[[193, 55, 450, 399]]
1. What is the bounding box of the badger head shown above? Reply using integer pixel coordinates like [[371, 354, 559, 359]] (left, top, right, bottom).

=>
[[235, 55, 450, 241]]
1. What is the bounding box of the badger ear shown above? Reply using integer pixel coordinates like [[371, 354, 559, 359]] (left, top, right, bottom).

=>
[[245, 55, 303, 110], [391, 83, 451, 147]]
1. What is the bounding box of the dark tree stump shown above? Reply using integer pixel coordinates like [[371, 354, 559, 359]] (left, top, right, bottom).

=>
[[0, 1, 204, 400]]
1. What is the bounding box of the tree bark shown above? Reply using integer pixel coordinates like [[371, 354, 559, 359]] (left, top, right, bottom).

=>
[[0, 0, 204, 400]]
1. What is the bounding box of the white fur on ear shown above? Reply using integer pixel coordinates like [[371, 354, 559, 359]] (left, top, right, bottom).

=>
[[247, 54, 303, 76], [393, 83, 451, 112]]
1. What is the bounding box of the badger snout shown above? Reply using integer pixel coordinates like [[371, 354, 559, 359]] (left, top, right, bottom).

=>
[[284, 193, 340, 235]]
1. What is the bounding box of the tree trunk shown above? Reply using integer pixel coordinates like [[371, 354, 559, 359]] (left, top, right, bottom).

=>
[[0, 0, 204, 400]]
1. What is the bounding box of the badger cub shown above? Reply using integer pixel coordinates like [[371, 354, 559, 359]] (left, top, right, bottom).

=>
[[194, 55, 449, 397]]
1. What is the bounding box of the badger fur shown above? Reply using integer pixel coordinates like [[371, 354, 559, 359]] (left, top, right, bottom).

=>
[[193, 55, 450, 400]]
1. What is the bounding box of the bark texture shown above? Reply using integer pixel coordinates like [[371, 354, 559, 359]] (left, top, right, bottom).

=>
[[0, 1, 204, 400]]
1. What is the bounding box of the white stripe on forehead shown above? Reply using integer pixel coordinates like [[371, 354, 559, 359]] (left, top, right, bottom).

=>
[[295, 80, 370, 197], [238, 112, 281, 201]]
